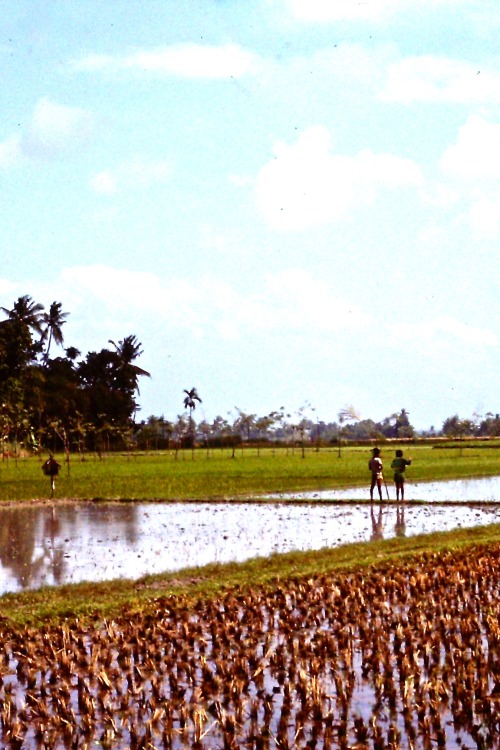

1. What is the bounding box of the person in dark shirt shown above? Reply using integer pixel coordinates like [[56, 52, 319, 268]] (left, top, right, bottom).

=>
[[391, 449, 412, 501]]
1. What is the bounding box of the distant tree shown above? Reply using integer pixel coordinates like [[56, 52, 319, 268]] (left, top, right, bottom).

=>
[[139, 415, 167, 452], [378, 408, 415, 439], [441, 415, 473, 439], [197, 419, 212, 457], [337, 405, 361, 457], [211, 415, 228, 449], [234, 408, 256, 446], [477, 413, 500, 437], [395, 408, 414, 438], [255, 414, 274, 456], [173, 413, 188, 459], [183, 387, 202, 455]]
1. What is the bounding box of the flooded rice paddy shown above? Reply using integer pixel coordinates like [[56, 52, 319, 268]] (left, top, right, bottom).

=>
[[267, 474, 500, 502], [1, 478, 500, 749], [1, 476, 500, 595], [0, 544, 499, 749]]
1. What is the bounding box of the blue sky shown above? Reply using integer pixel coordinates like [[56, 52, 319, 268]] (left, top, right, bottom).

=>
[[1, 0, 498, 431]]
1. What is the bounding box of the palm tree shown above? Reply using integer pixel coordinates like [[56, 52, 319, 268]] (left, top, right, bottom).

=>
[[1, 295, 44, 334], [108, 335, 151, 393], [183, 387, 202, 455], [41, 301, 69, 362]]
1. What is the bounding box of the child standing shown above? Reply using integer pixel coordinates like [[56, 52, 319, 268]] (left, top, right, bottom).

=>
[[368, 447, 384, 502], [391, 449, 412, 501]]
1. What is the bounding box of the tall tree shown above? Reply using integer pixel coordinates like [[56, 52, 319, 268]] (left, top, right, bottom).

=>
[[41, 301, 69, 362], [183, 387, 202, 453], [0, 297, 45, 418], [0, 295, 44, 335], [78, 337, 150, 436], [109, 335, 151, 393]]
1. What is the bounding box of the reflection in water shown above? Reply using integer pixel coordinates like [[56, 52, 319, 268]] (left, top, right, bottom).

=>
[[0, 505, 43, 589], [370, 503, 385, 541], [1, 498, 500, 595], [370, 502, 407, 540], [0, 503, 139, 594], [395, 503, 406, 537], [42, 506, 65, 585]]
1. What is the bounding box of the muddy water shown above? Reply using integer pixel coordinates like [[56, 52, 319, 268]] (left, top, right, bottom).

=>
[[0, 474, 499, 595]]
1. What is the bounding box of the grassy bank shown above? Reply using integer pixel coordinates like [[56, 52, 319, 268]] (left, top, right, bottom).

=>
[[1, 522, 499, 628], [1, 440, 500, 503]]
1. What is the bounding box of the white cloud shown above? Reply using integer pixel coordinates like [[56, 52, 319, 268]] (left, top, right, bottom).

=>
[[390, 316, 497, 347], [468, 195, 500, 236], [286, 0, 400, 22], [90, 157, 172, 195], [382, 56, 500, 103], [286, 0, 465, 22], [255, 126, 422, 230], [440, 115, 500, 179], [76, 43, 259, 79], [0, 278, 20, 298], [0, 135, 23, 169], [24, 98, 94, 158], [7, 265, 369, 347], [59, 265, 195, 318], [260, 269, 370, 332], [90, 171, 117, 195], [0, 98, 94, 168]]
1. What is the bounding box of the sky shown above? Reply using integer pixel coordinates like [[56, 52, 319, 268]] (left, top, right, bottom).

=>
[[0, 0, 499, 432]]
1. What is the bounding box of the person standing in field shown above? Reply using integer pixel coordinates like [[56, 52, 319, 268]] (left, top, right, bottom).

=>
[[391, 449, 412, 501], [42, 453, 61, 498], [368, 447, 384, 502]]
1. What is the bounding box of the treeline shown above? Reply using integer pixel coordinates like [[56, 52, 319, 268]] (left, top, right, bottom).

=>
[[1, 295, 498, 457], [0, 295, 150, 455], [136, 408, 415, 454], [136, 407, 500, 453]]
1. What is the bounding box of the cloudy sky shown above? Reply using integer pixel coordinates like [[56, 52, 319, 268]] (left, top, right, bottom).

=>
[[1, 0, 498, 431]]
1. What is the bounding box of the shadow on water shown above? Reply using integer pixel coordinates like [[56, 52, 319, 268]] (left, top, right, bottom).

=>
[[0, 475, 499, 594]]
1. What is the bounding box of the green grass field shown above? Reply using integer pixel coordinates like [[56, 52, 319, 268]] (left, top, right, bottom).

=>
[[1, 440, 499, 503]]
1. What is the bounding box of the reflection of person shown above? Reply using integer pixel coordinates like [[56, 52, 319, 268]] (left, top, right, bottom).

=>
[[391, 449, 412, 501], [395, 503, 406, 537], [370, 503, 384, 541], [42, 453, 61, 498], [368, 447, 384, 501]]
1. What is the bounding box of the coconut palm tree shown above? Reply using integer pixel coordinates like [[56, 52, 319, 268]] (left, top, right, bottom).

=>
[[108, 335, 151, 393], [0, 295, 45, 376], [1, 295, 44, 334], [41, 301, 69, 362]]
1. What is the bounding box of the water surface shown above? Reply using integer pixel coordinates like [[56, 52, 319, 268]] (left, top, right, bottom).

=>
[[1, 474, 499, 595], [267, 474, 500, 502]]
